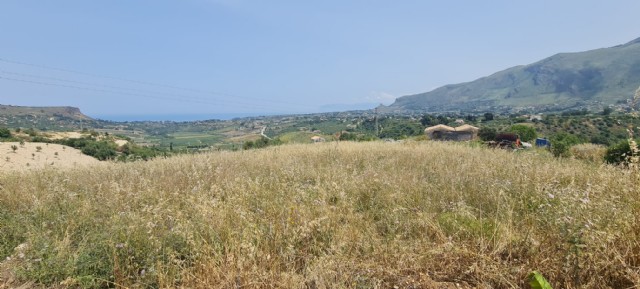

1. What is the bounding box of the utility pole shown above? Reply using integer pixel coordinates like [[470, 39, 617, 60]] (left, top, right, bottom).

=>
[[374, 106, 379, 137]]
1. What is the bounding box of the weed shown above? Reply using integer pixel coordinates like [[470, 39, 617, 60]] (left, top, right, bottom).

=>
[[0, 142, 639, 288]]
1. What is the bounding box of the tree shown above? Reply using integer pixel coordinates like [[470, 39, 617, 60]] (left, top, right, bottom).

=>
[[602, 106, 613, 115], [478, 127, 497, 141], [379, 122, 422, 139], [509, 124, 537, 142], [421, 114, 451, 126], [420, 114, 436, 126], [11, 145, 18, 153], [483, 112, 494, 121], [465, 114, 477, 122]]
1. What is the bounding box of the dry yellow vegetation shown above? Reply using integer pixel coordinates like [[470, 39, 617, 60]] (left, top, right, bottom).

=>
[[0, 141, 639, 288]]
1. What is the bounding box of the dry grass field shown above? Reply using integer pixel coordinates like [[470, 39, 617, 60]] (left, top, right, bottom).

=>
[[1, 141, 639, 288]]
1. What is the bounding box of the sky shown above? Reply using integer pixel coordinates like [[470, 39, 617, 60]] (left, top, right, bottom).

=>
[[1, 0, 640, 121]]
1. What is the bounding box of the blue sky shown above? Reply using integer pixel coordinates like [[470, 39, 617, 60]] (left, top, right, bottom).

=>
[[1, 1, 640, 120]]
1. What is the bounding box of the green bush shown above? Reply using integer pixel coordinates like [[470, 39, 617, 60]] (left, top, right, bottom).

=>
[[509, 124, 537, 142], [550, 132, 581, 158], [243, 137, 282, 150], [0, 127, 12, 138], [478, 127, 497, 141], [81, 141, 117, 160], [378, 122, 422, 139], [56, 137, 118, 160], [604, 140, 639, 165]]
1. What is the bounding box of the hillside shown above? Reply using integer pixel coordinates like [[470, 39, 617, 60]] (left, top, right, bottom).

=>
[[0, 104, 96, 130], [389, 37, 640, 113], [0, 142, 101, 171], [0, 105, 93, 120], [1, 141, 638, 288]]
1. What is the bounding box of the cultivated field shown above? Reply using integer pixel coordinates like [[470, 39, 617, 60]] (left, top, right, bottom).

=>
[[1, 141, 639, 288]]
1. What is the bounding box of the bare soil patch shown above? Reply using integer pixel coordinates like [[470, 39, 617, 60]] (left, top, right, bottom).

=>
[[0, 142, 101, 172]]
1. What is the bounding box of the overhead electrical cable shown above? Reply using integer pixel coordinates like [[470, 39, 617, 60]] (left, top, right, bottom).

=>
[[0, 75, 231, 106], [0, 57, 311, 109], [0, 69, 273, 108]]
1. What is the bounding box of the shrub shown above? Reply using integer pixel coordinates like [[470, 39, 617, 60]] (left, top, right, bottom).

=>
[[604, 140, 638, 165], [478, 127, 497, 141], [243, 137, 282, 150], [378, 122, 422, 139], [550, 132, 581, 158], [0, 127, 11, 138], [80, 141, 117, 160], [509, 124, 537, 142]]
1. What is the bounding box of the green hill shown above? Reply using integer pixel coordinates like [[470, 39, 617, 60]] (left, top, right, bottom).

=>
[[388, 37, 640, 113]]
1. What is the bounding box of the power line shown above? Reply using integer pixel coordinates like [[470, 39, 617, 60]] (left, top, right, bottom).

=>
[[0, 57, 311, 109], [0, 69, 270, 108], [0, 75, 228, 106], [0, 57, 235, 95]]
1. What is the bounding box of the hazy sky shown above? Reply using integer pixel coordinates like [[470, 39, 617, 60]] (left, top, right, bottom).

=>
[[1, 1, 640, 120]]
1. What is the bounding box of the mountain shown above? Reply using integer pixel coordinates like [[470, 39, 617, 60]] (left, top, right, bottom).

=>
[[0, 105, 93, 120], [388, 37, 640, 113]]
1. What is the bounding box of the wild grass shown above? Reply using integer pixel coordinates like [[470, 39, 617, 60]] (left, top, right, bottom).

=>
[[1, 141, 639, 288], [569, 143, 607, 163]]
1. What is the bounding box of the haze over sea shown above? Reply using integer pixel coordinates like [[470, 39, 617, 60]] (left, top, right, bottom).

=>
[[93, 113, 274, 122]]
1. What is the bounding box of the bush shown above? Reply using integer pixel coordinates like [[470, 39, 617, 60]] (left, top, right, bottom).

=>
[[550, 132, 581, 158], [0, 127, 11, 138], [80, 141, 117, 160], [243, 137, 281, 150], [55, 137, 118, 160], [478, 127, 497, 142], [604, 140, 638, 165], [378, 123, 422, 139], [117, 144, 162, 161], [509, 124, 537, 142]]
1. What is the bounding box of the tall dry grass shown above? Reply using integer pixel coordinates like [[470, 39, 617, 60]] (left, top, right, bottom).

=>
[[570, 143, 607, 163], [1, 141, 639, 288]]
